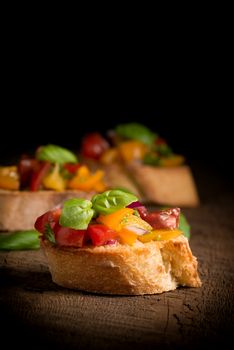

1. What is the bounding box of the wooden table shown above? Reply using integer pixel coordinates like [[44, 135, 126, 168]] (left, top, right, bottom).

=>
[[1, 164, 234, 349]]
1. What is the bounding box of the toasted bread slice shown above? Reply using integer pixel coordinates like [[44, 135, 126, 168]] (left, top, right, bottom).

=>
[[42, 235, 201, 295], [104, 163, 142, 198], [128, 164, 199, 207], [0, 189, 95, 231], [81, 159, 199, 207]]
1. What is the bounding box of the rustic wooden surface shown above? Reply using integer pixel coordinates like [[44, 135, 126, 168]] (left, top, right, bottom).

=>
[[0, 163, 234, 349]]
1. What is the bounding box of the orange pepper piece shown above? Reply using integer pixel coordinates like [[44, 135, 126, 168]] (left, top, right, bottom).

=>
[[93, 180, 106, 192], [159, 155, 185, 167], [100, 148, 119, 164], [68, 166, 106, 191], [117, 227, 138, 245], [97, 208, 134, 231], [118, 141, 149, 163]]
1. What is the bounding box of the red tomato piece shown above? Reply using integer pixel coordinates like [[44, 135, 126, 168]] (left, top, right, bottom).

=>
[[81, 133, 109, 159], [34, 207, 62, 234], [155, 137, 167, 145], [144, 208, 180, 230], [135, 206, 149, 218], [63, 163, 80, 174], [87, 224, 117, 246], [54, 223, 86, 247], [18, 157, 39, 188], [30, 161, 51, 191]]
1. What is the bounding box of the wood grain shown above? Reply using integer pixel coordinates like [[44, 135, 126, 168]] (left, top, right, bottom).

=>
[[0, 164, 234, 349]]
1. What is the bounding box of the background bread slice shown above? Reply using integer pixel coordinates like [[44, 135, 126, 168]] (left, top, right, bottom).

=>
[[0, 189, 94, 231], [43, 235, 201, 295], [128, 164, 200, 207], [82, 159, 200, 207], [104, 163, 142, 198]]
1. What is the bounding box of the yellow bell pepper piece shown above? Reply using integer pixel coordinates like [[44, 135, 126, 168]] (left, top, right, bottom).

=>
[[68, 165, 106, 192], [121, 214, 152, 232], [117, 227, 138, 245], [159, 155, 185, 167], [138, 229, 182, 243], [118, 141, 149, 163], [0, 166, 20, 190], [43, 163, 66, 191], [97, 208, 134, 231]]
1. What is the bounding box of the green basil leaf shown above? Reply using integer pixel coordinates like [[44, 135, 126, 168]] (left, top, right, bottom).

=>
[[143, 152, 160, 166], [92, 189, 138, 215], [155, 143, 173, 157], [115, 123, 157, 146], [0, 230, 40, 250], [44, 223, 56, 244], [36, 144, 78, 165], [59, 198, 94, 230], [179, 212, 191, 239]]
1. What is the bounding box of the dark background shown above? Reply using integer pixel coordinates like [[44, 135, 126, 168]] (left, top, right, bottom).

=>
[[0, 103, 232, 167]]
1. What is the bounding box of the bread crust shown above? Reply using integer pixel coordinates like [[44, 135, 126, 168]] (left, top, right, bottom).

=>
[[42, 235, 201, 295], [0, 189, 95, 231], [128, 164, 200, 207]]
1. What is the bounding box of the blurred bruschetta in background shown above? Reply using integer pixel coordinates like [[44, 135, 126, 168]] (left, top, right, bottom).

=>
[[80, 123, 199, 207]]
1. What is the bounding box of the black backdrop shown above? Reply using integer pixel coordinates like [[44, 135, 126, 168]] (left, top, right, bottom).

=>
[[0, 105, 231, 168]]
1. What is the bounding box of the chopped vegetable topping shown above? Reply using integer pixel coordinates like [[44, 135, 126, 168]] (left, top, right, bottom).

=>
[[0, 144, 106, 192], [34, 190, 189, 249], [115, 123, 157, 146], [0, 166, 20, 190], [59, 198, 94, 230], [36, 144, 78, 165], [92, 190, 138, 215]]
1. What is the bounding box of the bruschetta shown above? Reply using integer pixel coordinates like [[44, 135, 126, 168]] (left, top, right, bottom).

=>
[[35, 189, 201, 295], [80, 123, 199, 207], [0, 144, 106, 231]]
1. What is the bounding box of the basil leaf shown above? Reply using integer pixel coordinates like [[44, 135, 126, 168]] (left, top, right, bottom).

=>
[[36, 144, 78, 165], [115, 123, 157, 146], [92, 189, 138, 215], [155, 143, 173, 157], [179, 212, 191, 239], [59, 198, 94, 230], [143, 152, 160, 166], [44, 223, 56, 244], [0, 230, 40, 250]]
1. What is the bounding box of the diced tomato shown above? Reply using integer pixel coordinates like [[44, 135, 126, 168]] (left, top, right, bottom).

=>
[[34, 207, 62, 234], [81, 133, 110, 159], [87, 224, 117, 246], [63, 163, 81, 174], [30, 161, 51, 191], [135, 206, 149, 218], [155, 137, 166, 145], [53, 223, 86, 247], [143, 208, 180, 230], [18, 158, 39, 188]]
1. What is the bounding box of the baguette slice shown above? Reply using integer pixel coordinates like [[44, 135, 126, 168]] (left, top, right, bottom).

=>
[[0, 189, 95, 231], [42, 235, 201, 295], [128, 164, 200, 207], [81, 159, 199, 207], [104, 163, 143, 198]]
